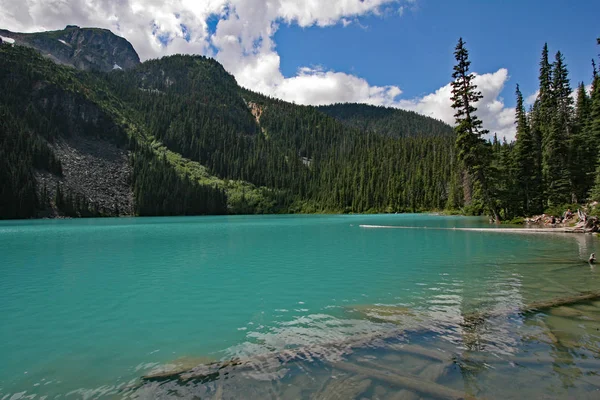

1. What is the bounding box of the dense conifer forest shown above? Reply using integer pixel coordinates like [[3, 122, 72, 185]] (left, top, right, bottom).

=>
[[0, 43, 460, 219], [451, 38, 600, 221], [1, 34, 599, 220]]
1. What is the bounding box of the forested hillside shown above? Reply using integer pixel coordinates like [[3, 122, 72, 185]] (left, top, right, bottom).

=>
[[0, 35, 460, 219], [0, 45, 227, 218], [105, 58, 461, 214], [3, 26, 599, 221], [318, 103, 453, 138]]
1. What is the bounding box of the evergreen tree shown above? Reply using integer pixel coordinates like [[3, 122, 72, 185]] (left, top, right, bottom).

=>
[[450, 38, 498, 220], [530, 44, 554, 205], [590, 161, 600, 202], [543, 51, 573, 205], [513, 84, 541, 214], [570, 82, 593, 201], [587, 61, 600, 164], [586, 40, 600, 201]]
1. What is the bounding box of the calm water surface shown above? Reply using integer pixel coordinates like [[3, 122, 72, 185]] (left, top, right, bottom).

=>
[[1, 214, 599, 399]]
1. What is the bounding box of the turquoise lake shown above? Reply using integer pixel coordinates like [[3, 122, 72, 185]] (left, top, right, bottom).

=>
[[1, 214, 600, 399]]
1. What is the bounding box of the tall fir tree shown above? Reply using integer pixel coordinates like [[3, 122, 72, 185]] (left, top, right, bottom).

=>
[[450, 38, 498, 220], [586, 39, 600, 201], [529, 44, 554, 208], [570, 82, 593, 201], [543, 51, 573, 205], [513, 84, 541, 214], [587, 54, 600, 162]]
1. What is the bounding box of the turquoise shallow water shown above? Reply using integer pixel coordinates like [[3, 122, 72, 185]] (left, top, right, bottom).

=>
[[1, 214, 599, 399]]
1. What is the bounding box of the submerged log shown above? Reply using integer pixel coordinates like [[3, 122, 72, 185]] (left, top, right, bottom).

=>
[[386, 343, 449, 363], [334, 361, 474, 400], [419, 362, 450, 382], [524, 291, 600, 313], [312, 375, 372, 400], [386, 389, 420, 400], [537, 319, 559, 345], [467, 354, 600, 369], [462, 291, 600, 324], [138, 291, 600, 392], [142, 358, 244, 383]]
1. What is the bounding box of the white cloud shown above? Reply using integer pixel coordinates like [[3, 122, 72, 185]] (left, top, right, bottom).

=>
[[525, 90, 539, 107], [397, 69, 516, 141], [0, 0, 516, 140]]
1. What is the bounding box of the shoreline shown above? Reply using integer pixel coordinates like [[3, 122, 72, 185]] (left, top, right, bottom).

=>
[[359, 224, 599, 235]]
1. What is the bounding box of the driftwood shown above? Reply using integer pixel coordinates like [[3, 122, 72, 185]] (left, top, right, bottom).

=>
[[570, 210, 600, 233], [334, 361, 474, 400]]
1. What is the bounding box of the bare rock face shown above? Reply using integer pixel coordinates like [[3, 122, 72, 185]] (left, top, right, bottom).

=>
[[0, 25, 140, 72], [36, 136, 133, 217], [31, 85, 134, 217]]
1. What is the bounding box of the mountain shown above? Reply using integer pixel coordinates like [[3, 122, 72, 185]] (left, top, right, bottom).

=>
[[0, 25, 140, 72], [0, 28, 462, 220], [318, 103, 453, 138]]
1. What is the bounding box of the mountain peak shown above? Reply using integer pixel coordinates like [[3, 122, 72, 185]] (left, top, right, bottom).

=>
[[0, 26, 140, 72]]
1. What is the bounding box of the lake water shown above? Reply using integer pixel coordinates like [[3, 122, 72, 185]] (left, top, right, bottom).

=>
[[1, 214, 599, 399]]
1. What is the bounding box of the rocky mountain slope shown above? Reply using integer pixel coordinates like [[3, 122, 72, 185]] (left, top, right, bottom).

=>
[[0, 25, 140, 72]]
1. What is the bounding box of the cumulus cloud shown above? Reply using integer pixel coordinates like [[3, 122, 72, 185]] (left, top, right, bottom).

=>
[[397, 69, 516, 141], [0, 0, 516, 140]]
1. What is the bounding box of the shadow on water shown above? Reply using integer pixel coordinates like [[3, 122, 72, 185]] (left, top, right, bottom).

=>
[[120, 292, 600, 400]]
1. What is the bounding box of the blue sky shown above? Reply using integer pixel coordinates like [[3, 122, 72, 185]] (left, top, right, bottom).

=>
[[274, 0, 600, 107], [2, 0, 599, 140]]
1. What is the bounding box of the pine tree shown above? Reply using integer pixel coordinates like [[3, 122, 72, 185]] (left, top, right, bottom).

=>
[[570, 82, 593, 201], [586, 40, 600, 201], [529, 44, 554, 208], [450, 38, 498, 220], [539, 51, 572, 206], [590, 161, 600, 202], [587, 64, 600, 160], [513, 84, 540, 214]]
